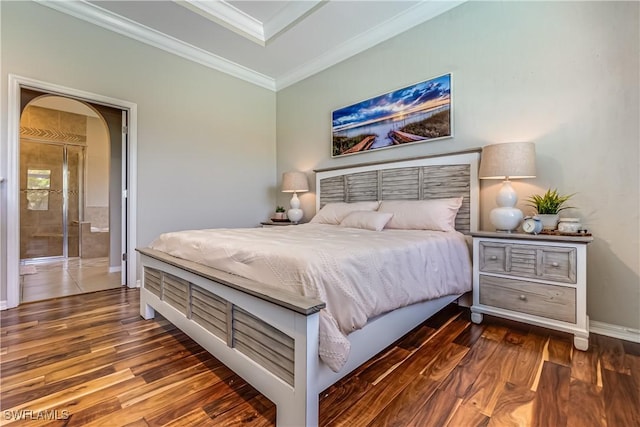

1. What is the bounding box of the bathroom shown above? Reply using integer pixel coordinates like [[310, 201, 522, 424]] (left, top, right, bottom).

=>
[[19, 95, 120, 301]]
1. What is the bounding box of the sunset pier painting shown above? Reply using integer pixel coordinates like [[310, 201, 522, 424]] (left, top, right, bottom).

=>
[[332, 74, 451, 157]]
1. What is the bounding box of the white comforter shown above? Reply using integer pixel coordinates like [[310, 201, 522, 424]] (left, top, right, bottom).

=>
[[149, 223, 471, 371]]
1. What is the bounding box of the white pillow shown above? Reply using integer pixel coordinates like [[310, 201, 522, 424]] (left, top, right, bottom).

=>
[[378, 198, 463, 231], [310, 201, 381, 225], [339, 211, 393, 231]]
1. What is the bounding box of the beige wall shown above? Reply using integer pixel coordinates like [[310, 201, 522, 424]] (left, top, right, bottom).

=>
[[86, 116, 110, 208], [276, 1, 640, 330], [1, 2, 277, 299]]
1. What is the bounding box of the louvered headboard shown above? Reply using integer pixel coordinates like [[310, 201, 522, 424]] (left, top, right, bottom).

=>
[[314, 149, 481, 234]]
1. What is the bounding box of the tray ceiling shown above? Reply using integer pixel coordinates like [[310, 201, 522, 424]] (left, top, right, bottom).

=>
[[37, 0, 465, 91]]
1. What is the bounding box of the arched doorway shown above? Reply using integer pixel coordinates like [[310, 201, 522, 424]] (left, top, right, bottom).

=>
[[19, 95, 120, 301], [6, 75, 138, 309]]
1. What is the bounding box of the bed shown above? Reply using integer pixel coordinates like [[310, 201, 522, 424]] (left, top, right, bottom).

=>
[[137, 149, 480, 426]]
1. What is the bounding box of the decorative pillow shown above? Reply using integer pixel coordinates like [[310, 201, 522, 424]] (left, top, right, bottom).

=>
[[339, 211, 393, 231], [378, 198, 463, 231], [310, 201, 381, 225]]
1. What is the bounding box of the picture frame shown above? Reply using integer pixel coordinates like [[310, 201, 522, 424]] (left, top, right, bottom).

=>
[[331, 73, 452, 157]]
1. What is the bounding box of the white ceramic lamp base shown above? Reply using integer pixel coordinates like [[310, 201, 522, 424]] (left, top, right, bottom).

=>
[[287, 208, 303, 223], [490, 207, 523, 231], [287, 192, 303, 223], [490, 180, 523, 232]]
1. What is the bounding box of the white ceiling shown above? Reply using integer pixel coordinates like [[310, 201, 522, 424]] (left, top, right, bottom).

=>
[[37, 0, 465, 91]]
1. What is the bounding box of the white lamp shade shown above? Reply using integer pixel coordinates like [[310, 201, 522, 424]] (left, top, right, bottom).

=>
[[281, 171, 309, 193], [479, 142, 536, 179], [479, 142, 536, 232]]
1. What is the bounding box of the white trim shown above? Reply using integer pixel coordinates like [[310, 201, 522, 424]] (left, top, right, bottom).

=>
[[178, 0, 265, 45], [34, 0, 464, 92], [7, 76, 21, 309], [590, 320, 640, 344], [35, 0, 276, 91], [275, 1, 466, 90], [109, 266, 122, 274], [175, 1, 322, 46], [6, 75, 138, 309], [263, 1, 322, 41], [0, 301, 7, 311]]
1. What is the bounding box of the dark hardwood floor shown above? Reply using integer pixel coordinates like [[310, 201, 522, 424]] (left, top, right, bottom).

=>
[[1, 288, 638, 426]]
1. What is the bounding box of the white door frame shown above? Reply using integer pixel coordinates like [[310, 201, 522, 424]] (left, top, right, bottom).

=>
[[6, 74, 138, 309]]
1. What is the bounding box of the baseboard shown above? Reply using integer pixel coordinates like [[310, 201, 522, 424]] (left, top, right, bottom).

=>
[[0, 300, 7, 311], [590, 320, 640, 343], [108, 266, 122, 273]]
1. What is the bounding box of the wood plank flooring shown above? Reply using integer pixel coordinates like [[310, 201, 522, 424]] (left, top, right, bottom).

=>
[[1, 288, 638, 426]]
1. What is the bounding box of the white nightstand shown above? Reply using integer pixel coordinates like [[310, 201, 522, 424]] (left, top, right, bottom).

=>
[[470, 231, 593, 350]]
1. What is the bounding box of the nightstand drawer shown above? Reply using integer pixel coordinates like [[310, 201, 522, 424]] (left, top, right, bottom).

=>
[[479, 242, 576, 283], [478, 243, 508, 272], [479, 275, 576, 323], [540, 248, 576, 283]]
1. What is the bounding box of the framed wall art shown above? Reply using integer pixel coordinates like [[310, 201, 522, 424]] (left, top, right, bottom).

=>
[[332, 73, 452, 157]]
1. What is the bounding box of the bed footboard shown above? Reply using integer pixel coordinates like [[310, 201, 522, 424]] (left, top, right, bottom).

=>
[[138, 248, 325, 426]]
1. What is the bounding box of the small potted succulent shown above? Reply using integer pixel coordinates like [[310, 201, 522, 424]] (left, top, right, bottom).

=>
[[273, 206, 287, 220], [527, 189, 574, 230]]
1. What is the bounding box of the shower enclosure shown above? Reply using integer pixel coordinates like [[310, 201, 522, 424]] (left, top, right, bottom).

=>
[[20, 140, 85, 260]]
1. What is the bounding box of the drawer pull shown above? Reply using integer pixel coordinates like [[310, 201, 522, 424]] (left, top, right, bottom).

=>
[[551, 262, 559, 267], [519, 294, 527, 301], [490, 255, 498, 260]]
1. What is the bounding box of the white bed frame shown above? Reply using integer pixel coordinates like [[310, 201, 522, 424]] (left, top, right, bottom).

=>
[[138, 149, 480, 426]]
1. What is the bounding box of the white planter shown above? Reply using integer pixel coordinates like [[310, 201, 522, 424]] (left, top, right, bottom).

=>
[[538, 214, 560, 230]]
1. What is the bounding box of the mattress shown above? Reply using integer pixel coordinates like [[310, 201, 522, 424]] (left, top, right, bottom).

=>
[[149, 223, 472, 371]]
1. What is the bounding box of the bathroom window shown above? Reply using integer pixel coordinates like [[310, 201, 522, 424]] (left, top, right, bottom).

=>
[[26, 169, 51, 211]]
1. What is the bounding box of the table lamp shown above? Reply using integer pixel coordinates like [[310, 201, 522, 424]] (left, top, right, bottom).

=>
[[479, 142, 536, 232], [281, 171, 309, 223]]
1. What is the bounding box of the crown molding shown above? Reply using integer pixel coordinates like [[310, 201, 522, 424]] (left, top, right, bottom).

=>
[[35, 0, 276, 91], [275, 1, 466, 90], [177, 0, 265, 45], [263, 1, 323, 42], [35, 0, 464, 92], [176, 0, 323, 46]]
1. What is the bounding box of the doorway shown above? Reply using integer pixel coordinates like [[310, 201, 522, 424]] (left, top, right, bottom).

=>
[[18, 96, 121, 302], [21, 142, 81, 259], [6, 75, 138, 309]]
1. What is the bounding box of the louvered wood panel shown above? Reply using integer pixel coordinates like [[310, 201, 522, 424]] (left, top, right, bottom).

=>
[[319, 176, 345, 208], [423, 164, 471, 233], [190, 286, 227, 340], [381, 167, 420, 200], [318, 161, 472, 233], [510, 246, 538, 276], [163, 273, 189, 315], [143, 267, 162, 298], [346, 171, 378, 202], [233, 307, 295, 386]]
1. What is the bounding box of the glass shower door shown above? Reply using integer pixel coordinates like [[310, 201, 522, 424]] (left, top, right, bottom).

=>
[[66, 145, 84, 258], [20, 141, 64, 259], [20, 141, 84, 260]]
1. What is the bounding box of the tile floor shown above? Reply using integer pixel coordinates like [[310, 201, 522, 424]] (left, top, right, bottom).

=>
[[20, 257, 122, 303]]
